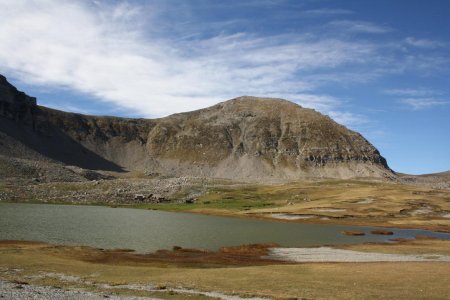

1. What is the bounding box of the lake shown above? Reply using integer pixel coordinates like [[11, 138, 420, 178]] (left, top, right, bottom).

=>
[[1, 203, 448, 252]]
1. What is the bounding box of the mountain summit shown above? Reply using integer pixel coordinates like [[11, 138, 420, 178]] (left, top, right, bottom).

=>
[[0, 75, 392, 181]]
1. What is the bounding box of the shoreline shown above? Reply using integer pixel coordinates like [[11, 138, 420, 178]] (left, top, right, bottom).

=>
[[2, 200, 450, 233], [2, 237, 450, 263], [2, 177, 449, 235]]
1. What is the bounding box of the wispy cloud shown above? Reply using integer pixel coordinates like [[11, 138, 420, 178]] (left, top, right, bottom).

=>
[[38, 101, 93, 115], [301, 8, 354, 16], [328, 111, 367, 127], [0, 0, 377, 123], [384, 88, 441, 97], [0, 0, 448, 129], [385, 88, 448, 110], [405, 37, 447, 49], [278, 93, 341, 112], [400, 98, 449, 110], [328, 20, 392, 34]]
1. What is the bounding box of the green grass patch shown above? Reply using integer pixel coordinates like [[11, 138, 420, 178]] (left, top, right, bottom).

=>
[[129, 198, 277, 212]]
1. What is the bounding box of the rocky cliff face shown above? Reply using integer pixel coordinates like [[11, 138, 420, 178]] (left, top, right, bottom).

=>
[[0, 75, 36, 122], [0, 75, 393, 181]]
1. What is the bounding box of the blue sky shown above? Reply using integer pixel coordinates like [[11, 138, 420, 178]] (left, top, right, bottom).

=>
[[0, 0, 449, 174]]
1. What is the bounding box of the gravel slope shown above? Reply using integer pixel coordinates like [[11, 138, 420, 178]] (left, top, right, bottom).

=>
[[0, 280, 156, 300]]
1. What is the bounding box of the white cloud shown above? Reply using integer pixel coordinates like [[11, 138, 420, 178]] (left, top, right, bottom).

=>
[[400, 98, 449, 110], [327, 111, 367, 127], [38, 101, 93, 115], [385, 88, 448, 110], [329, 20, 392, 34], [301, 8, 354, 16], [405, 37, 446, 49], [0, 0, 448, 130], [384, 88, 440, 97], [0, 0, 378, 123]]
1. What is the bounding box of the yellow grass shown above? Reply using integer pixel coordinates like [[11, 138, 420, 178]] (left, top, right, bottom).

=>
[[1, 241, 450, 299], [196, 180, 450, 232]]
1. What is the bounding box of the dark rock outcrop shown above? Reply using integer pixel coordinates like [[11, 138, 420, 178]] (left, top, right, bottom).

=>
[[0, 75, 36, 123]]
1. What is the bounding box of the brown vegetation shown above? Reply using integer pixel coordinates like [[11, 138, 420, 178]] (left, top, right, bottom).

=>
[[371, 230, 394, 235], [0, 241, 282, 267], [1, 240, 450, 299], [342, 230, 365, 236]]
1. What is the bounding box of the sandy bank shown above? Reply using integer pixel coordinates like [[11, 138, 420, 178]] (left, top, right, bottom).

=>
[[268, 247, 450, 262]]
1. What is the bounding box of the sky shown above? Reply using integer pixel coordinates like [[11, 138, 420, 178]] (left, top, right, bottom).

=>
[[0, 0, 449, 175]]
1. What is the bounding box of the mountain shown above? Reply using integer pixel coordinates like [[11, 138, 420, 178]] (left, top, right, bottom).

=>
[[0, 74, 393, 181], [398, 170, 450, 189]]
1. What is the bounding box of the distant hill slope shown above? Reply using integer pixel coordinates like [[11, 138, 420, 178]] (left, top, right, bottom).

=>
[[420, 170, 450, 178], [0, 74, 393, 181], [398, 170, 450, 189]]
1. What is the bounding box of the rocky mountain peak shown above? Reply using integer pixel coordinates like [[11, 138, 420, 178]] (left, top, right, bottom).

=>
[[0, 75, 37, 106], [0, 74, 393, 181], [0, 75, 37, 121]]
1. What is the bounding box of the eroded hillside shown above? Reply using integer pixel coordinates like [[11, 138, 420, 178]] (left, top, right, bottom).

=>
[[0, 74, 393, 181]]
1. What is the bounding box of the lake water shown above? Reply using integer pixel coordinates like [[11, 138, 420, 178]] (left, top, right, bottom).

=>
[[1, 203, 449, 252]]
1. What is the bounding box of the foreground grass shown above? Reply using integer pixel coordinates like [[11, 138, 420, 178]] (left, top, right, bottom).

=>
[[1, 241, 450, 299]]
